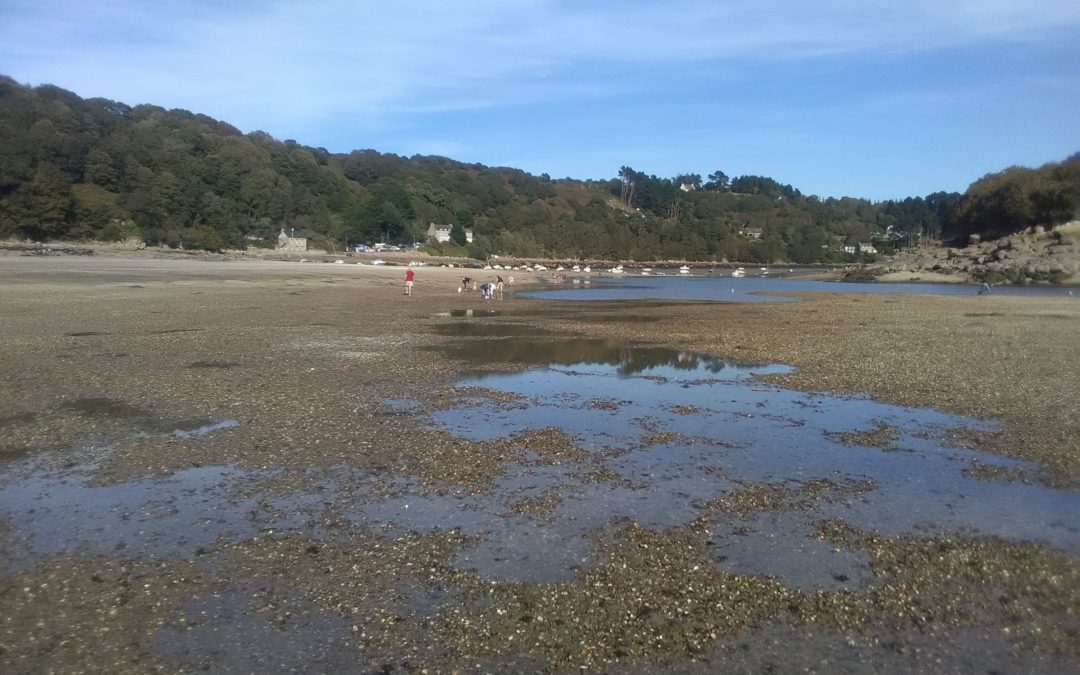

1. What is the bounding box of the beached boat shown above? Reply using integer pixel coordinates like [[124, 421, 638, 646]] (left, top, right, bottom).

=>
[[679, 265, 691, 275], [731, 267, 745, 277]]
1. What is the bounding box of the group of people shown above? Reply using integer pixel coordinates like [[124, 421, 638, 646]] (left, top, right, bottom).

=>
[[461, 275, 507, 300], [403, 269, 511, 300]]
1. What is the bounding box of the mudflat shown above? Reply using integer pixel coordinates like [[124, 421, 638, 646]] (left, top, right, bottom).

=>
[[1, 254, 1077, 673]]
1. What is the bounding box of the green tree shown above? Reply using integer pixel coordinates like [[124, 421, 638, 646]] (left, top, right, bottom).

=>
[[27, 163, 74, 239], [450, 221, 467, 245], [83, 148, 119, 189], [706, 170, 729, 191]]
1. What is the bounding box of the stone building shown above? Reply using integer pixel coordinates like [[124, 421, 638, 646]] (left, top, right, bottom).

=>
[[277, 228, 307, 251]]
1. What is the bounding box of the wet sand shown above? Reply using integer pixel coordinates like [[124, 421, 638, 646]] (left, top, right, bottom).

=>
[[1, 254, 1077, 673]]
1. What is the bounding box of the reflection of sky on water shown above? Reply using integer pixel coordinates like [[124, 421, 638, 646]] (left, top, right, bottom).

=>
[[368, 341, 1080, 587], [437, 337, 790, 378], [522, 275, 1074, 302]]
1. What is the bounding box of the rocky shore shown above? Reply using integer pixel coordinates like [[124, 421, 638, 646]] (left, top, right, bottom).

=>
[[867, 223, 1080, 285]]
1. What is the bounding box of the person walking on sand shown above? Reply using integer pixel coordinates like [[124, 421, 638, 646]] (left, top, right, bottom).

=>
[[496, 275, 505, 294], [404, 268, 415, 296]]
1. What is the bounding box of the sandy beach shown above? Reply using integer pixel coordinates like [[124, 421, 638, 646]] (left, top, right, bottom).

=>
[[1, 253, 1077, 673]]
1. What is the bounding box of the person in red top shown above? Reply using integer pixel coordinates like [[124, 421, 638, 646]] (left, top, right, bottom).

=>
[[404, 268, 415, 296]]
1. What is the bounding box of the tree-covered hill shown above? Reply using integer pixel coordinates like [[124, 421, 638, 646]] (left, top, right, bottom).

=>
[[945, 154, 1080, 243], [1, 76, 1075, 261]]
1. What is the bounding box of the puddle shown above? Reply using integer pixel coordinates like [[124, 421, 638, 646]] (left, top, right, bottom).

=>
[[430, 322, 551, 338], [686, 625, 1079, 675], [364, 339, 1080, 585], [707, 510, 874, 591], [58, 397, 240, 438], [0, 452, 328, 570], [152, 587, 365, 674], [0, 412, 37, 430], [167, 418, 241, 439], [433, 309, 501, 318], [60, 397, 144, 419]]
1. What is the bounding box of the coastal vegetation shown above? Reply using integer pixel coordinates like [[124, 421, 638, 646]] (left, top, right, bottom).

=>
[[1, 76, 1077, 261]]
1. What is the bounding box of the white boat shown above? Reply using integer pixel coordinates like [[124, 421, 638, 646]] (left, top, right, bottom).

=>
[[679, 265, 691, 275], [583, 266, 591, 273], [731, 267, 745, 277], [572, 265, 581, 272]]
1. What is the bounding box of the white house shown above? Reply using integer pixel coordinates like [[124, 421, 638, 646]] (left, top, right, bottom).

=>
[[426, 222, 473, 244]]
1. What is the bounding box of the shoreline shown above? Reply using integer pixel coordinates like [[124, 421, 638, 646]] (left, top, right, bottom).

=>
[[5, 240, 1079, 288]]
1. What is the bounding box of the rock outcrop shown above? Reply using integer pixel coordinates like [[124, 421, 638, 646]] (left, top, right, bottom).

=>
[[873, 222, 1080, 284]]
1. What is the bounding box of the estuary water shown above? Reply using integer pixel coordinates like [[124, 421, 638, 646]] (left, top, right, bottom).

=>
[[521, 275, 1074, 303]]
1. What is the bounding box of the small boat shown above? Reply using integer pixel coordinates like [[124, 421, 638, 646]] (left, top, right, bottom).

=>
[[583, 266, 591, 273], [679, 265, 691, 275], [731, 267, 745, 277]]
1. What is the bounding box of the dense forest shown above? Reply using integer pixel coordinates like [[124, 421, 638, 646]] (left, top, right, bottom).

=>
[[1, 76, 1077, 261]]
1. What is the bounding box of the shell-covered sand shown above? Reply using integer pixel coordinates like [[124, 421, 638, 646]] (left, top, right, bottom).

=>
[[1, 254, 1077, 673]]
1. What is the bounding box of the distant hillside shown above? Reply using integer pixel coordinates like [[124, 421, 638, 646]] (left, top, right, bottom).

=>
[[1, 76, 1074, 261]]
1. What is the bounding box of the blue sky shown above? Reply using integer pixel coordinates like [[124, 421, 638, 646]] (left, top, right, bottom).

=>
[[2, 0, 1078, 200]]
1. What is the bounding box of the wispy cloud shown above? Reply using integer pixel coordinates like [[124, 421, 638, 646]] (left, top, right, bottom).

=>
[[4, 1, 1078, 122]]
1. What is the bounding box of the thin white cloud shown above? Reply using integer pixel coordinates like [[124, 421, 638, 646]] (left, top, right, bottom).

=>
[[4, 1, 1077, 108], [1, 0, 1077, 185]]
